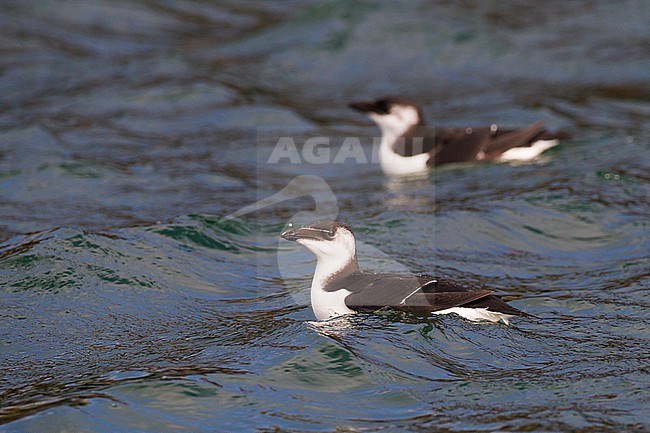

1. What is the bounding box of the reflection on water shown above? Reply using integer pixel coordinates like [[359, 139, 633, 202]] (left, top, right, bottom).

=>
[[1, 0, 649, 431]]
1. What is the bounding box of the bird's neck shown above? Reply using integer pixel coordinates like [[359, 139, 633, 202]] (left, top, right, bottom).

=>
[[312, 254, 359, 292], [378, 123, 430, 175], [379, 117, 426, 150]]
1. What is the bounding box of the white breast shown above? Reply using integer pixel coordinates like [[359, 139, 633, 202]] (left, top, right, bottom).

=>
[[310, 284, 354, 320], [379, 134, 430, 176]]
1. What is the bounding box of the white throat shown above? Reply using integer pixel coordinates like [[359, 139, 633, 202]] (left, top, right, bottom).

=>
[[369, 104, 420, 140], [370, 106, 429, 176], [311, 254, 353, 290]]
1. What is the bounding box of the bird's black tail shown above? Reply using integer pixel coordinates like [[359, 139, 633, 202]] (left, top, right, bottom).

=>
[[463, 295, 533, 318]]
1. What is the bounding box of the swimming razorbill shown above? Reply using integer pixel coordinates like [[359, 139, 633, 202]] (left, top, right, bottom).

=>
[[349, 96, 569, 175], [281, 220, 527, 324]]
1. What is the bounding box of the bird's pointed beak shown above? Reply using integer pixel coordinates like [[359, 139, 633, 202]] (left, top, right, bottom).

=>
[[281, 226, 332, 242], [281, 229, 300, 241]]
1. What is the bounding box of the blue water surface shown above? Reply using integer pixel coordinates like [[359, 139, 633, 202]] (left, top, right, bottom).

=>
[[1, 1, 649, 431]]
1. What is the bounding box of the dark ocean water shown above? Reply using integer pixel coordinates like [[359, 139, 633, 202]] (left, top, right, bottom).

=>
[[1, 1, 649, 431]]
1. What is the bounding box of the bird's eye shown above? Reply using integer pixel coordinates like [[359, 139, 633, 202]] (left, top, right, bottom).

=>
[[325, 231, 335, 239]]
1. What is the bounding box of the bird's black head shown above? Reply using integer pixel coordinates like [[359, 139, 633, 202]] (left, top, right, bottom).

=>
[[348, 96, 411, 115], [281, 220, 357, 263], [348, 97, 423, 134], [281, 220, 352, 242]]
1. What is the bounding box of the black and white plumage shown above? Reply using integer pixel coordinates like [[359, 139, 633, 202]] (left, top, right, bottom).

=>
[[281, 220, 528, 324], [349, 97, 570, 175]]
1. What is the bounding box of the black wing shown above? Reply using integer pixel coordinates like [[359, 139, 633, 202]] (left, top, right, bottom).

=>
[[397, 121, 570, 165], [394, 126, 492, 165], [428, 127, 492, 165], [337, 272, 495, 313], [483, 120, 565, 159]]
